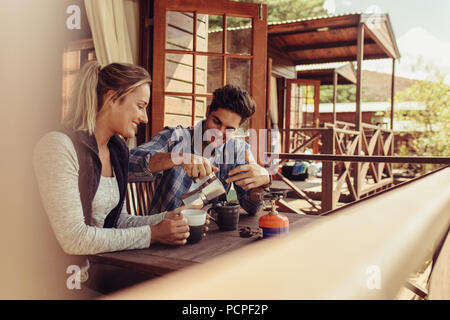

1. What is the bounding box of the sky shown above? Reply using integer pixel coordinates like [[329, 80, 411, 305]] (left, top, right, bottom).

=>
[[323, 0, 450, 83]]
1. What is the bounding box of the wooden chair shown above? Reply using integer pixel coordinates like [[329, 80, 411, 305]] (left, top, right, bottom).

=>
[[126, 175, 155, 216]]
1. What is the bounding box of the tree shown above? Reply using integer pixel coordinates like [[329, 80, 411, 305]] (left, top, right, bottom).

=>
[[320, 85, 356, 103], [394, 66, 450, 169], [210, 0, 328, 29]]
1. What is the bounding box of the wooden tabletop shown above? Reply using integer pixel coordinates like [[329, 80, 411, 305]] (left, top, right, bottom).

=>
[[88, 210, 322, 276]]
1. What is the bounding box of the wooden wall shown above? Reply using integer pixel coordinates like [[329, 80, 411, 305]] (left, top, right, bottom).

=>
[[268, 43, 296, 79]]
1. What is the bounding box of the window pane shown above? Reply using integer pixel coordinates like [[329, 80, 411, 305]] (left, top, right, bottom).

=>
[[197, 55, 223, 94], [195, 97, 208, 119], [197, 14, 223, 53], [165, 95, 193, 127], [226, 58, 251, 92], [166, 11, 194, 51], [165, 53, 193, 93], [226, 16, 252, 55]]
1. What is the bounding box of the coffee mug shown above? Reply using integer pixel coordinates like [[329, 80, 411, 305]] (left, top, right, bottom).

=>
[[181, 209, 207, 244], [209, 202, 240, 231]]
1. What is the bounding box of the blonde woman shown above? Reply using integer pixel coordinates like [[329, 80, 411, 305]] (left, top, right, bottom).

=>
[[33, 62, 202, 292]]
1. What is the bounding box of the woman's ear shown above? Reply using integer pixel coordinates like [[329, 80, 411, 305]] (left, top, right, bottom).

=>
[[101, 90, 117, 109], [105, 89, 116, 101]]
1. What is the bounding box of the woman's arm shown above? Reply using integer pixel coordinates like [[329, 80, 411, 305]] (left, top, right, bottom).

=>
[[116, 203, 167, 228], [33, 132, 152, 255]]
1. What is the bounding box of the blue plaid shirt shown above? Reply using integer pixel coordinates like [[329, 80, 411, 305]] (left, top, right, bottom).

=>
[[129, 121, 263, 215]]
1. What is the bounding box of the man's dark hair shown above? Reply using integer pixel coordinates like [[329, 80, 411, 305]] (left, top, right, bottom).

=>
[[209, 85, 256, 123]]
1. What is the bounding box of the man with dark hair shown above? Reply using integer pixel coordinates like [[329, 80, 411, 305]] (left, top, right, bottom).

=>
[[129, 85, 271, 215]]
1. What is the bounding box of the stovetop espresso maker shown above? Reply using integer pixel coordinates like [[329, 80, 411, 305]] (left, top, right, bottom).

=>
[[181, 173, 226, 206]]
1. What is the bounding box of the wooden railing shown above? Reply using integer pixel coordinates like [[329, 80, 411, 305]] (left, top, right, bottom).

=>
[[271, 121, 448, 214], [107, 167, 450, 299]]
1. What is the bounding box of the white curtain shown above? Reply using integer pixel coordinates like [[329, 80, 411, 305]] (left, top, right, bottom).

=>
[[269, 75, 279, 127], [84, 0, 140, 65], [85, 0, 141, 148]]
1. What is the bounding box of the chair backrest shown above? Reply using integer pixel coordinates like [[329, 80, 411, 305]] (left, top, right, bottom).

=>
[[126, 175, 155, 216]]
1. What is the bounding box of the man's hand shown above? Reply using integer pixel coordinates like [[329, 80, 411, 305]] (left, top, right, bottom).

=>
[[225, 150, 270, 191], [180, 153, 219, 180]]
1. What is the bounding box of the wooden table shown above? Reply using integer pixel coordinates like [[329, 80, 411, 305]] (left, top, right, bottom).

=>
[[88, 210, 322, 276]]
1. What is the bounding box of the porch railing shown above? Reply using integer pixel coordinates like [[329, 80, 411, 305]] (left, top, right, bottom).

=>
[[107, 167, 450, 299], [272, 121, 448, 214]]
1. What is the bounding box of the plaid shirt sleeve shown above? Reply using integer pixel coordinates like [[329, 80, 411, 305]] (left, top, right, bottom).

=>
[[129, 127, 175, 178]]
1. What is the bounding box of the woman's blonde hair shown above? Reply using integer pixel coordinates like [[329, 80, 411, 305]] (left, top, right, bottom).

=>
[[62, 61, 151, 134]]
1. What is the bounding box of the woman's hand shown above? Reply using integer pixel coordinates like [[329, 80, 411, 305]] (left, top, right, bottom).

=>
[[165, 204, 202, 220], [156, 205, 210, 245], [150, 215, 190, 245], [167, 204, 211, 234]]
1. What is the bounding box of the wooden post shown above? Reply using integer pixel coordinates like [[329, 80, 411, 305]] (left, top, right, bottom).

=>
[[313, 82, 320, 154], [284, 80, 292, 153], [266, 58, 273, 155], [250, 4, 268, 166], [390, 58, 396, 169], [332, 70, 338, 124], [355, 22, 364, 133], [390, 58, 396, 130], [278, 77, 286, 153], [313, 82, 320, 128], [151, 0, 166, 137], [354, 21, 364, 200], [138, 0, 153, 144], [321, 127, 336, 213]]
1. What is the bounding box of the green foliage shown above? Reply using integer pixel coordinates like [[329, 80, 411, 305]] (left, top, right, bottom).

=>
[[320, 85, 356, 103], [263, 0, 328, 23], [210, 0, 328, 29], [394, 66, 450, 159]]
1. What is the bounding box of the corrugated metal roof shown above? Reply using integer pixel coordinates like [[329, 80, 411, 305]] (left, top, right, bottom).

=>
[[209, 12, 364, 33], [303, 101, 425, 113], [268, 12, 363, 26], [296, 62, 351, 71]]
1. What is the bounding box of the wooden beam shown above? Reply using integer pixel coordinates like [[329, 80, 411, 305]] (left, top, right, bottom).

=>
[[276, 199, 306, 215], [268, 19, 359, 37], [276, 172, 321, 211], [269, 153, 450, 164], [293, 54, 388, 66], [285, 39, 375, 52]]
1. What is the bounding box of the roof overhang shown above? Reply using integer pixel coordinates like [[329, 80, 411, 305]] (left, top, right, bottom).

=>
[[296, 62, 357, 84], [268, 13, 401, 66]]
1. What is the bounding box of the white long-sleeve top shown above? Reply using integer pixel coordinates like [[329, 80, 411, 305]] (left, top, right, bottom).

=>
[[33, 131, 165, 255]]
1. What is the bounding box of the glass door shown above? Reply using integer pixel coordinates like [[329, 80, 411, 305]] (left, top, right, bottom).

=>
[[149, 0, 268, 161]]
